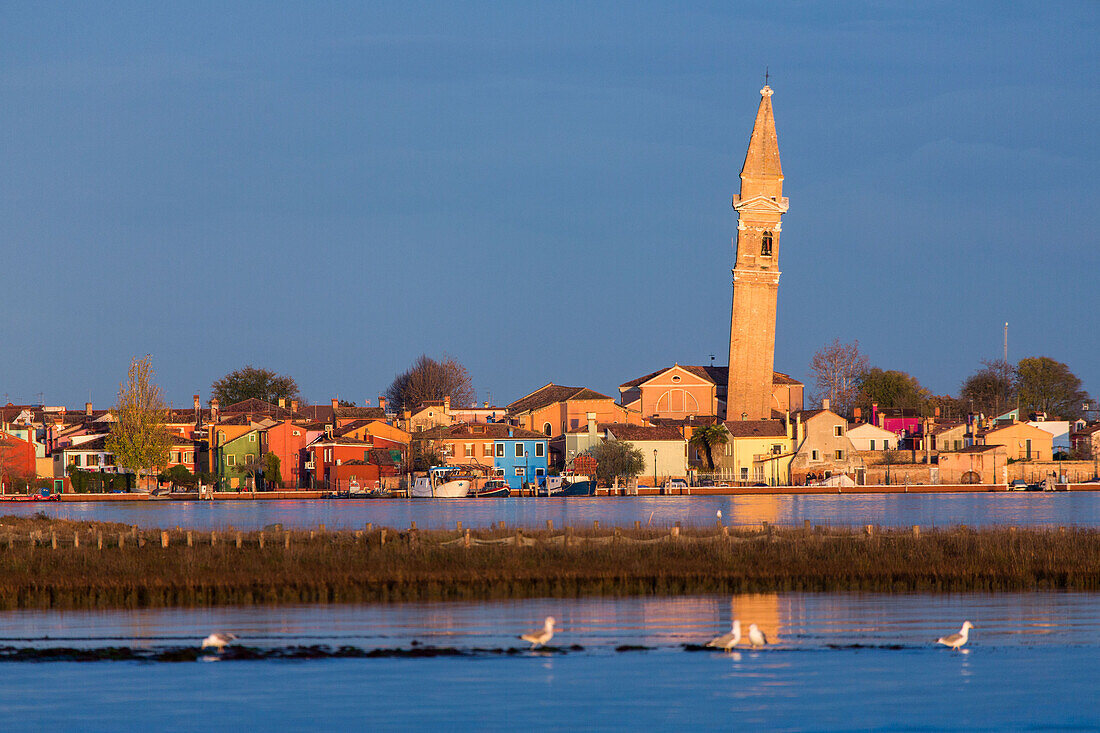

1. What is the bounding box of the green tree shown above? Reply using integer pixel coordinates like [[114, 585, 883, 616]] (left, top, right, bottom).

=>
[[855, 368, 930, 415], [960, 359, 1017, 417], [689, 425, 729, 471], [385, 354, 476, 412], [165, 464, 197, 488], [105, 356, 172, 491], [211, 366, 301, 405], [582, 440, 645, 487], [262, 452, 282, 489], [1016, 357, 1089, 420]]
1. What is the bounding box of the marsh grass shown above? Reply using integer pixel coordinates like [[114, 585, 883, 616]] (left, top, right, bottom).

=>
[[0, 515, 1096, 610]]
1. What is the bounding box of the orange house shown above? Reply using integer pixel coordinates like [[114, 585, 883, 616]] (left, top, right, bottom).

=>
[[979, 421, 1054, 461], [620, 365, 803, 420], [507, 384, 642, 437]]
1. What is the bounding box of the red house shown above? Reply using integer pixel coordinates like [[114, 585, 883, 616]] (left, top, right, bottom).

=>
[[0, 431, 36, 490], [262, 420, 314, 489], [306, 434, 403, 491]]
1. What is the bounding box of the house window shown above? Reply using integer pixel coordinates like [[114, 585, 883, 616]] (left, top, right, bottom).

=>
[[754, 466, 764, 481], [248, 433, 256, 442], [184, 452, 193, 463], [535, 443, 545, 458], [535, 468, 545, 476], [292, 430, 301, 437], [495, 443, 504, 457], [869, 440, 875, 451], [811, 450, 819, 461], [483, 444, 493, 457], [245, 453, 255, 465], [364, 451, 371, 462], [72, 455, 82, 467], [954, 440, 961, 451], [761, 230, 773, 256], [834, 450, 844, 460], [543, 423, 552, 436], [226, 455, 236, 467], [465, 443, 474, 457], [671, 375, 681, 383], [515, 443, 524, 458], [834, 425, 843, 437], [515, 467, 525, 476], [740, 467, 749, 481]]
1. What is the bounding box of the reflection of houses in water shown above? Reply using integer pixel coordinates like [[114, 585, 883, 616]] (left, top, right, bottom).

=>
[[732, 593, 788, 644], [724, 494, 782, 526]]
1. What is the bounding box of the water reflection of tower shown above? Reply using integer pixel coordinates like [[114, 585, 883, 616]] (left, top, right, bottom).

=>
[[732, 593, 785, 644], [724, 494, 782, 527]]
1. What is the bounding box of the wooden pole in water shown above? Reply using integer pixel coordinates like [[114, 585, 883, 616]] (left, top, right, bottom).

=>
[[187, 531, 193, 547], [464, 528, 470, 548], [456, 521, 462, 531], [97, 532, 103, 550], [634, 520, 640, 530], [118, 533, 124, 549], [319, 523, 326, 533], [259, 532, 265, 548], [410, 521, 417, 531], [73, 532, 79, 549], [366, 522, 373, 532], [380, 528, 387, 546], [161, 531, 169, 548], [285, 532, 291, 548], [546, 519, 553, 531], [912, 525, 920, 538], [235, 532, 242, 548], [51, 532, 57, 550], [593, 520, 600, 530], [671, 526, 680, 540], [498, 520, 505, 531]]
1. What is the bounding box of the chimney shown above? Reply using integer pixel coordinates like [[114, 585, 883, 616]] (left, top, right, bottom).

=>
[[853, 406, 862, 422], [290, 399, 299, 413], [587, 412, 597, 436], [934, 406, 941, 418], [483, 401, 488, 409], [822, 398, 830, 411], [85, 402, 93, 416], [210, 398, 220, 422], [444, 396, 451, 412], [331, 398, 339, 410], [379, 395, 387, 412]]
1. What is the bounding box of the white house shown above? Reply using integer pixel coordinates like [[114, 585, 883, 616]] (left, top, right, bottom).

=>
[[604, 423, 688, 482], [1028, 418, 1071, 451], [847, 422, 898, 451]]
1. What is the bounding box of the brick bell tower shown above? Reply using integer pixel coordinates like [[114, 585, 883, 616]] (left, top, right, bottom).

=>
[[726, 84, 788, 421]]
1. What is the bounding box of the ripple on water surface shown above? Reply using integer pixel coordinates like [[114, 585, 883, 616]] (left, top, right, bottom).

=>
[[0, 593, 1098, 729], [6, 491, 1100, 530]]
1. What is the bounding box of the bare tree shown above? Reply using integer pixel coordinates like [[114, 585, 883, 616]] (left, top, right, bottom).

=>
[[960, 359, 1016, 417], [386, 354, 476, 412], [809, 339, 868, 417]]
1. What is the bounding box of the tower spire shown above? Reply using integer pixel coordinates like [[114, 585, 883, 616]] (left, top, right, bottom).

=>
[[739, 84, 783, 193]]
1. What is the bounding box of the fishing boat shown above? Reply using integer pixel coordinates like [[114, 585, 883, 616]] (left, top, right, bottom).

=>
[[469, 478, 510, 498], [410, 466, 472, 498], [539, 474, 596, 497]]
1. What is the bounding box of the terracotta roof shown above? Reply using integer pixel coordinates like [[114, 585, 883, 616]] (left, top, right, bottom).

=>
[[335, 406, 386, 420], [723, 419, 787, 438], [604, 423, 686, 441], [620, 366, 800, 389], [929, 422, 965, 435], [220, 398, 304, 420], [955, 445, 1002, 454], [507, 384, 614, 414], [418, 422, 547, 441], [647, 416, 720, 428], [59, 435, 110, 452], [797, 409, 826, 421]]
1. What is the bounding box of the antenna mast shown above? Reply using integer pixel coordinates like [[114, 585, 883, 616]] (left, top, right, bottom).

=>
[[1003, 322, 1008, 364]]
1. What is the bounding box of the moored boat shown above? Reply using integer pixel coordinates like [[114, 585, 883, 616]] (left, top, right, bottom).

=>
[[539, 474, 596, 497], [469, 479, 510, 498], [411, 467, 472, 498]]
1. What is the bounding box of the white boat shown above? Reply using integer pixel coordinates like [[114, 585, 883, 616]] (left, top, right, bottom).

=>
[[411, 467, 472, 498]]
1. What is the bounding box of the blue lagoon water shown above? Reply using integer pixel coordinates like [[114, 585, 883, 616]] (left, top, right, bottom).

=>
[[0, 593, 1098, 730], [5, 491, 1100, 530]]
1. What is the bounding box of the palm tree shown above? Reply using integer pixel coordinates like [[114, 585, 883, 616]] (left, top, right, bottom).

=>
[[689, 425, 729, 471]]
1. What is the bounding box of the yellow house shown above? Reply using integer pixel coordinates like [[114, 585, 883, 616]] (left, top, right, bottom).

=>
[[714, 419, 794, 485], [335, 419, 411, 447], [979, 421, 1053, 461]]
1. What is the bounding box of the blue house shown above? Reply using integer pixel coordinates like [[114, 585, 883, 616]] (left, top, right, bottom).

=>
[[493, 426, 550, 491]]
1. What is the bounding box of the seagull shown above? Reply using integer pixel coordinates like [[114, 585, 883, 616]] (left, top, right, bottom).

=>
[[747, 623, 768, 648], [936, 621, 974, 651], [201, 632, 238, 652], [716, 509, 723, 521], [706, 619, 741, 651], [520, 616, 556, 649]]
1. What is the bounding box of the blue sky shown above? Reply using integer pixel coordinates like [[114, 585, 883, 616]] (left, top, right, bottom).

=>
[[1, 1, 1097, 409]]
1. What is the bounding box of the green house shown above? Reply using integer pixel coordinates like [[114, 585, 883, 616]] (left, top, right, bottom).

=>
[[216, 429, 263, 490]]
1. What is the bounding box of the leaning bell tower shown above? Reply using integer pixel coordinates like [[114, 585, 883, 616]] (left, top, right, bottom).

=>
[[726, 84, 788, 421]]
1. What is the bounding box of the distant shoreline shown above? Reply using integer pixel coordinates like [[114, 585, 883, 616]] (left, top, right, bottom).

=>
[[0, 516, 1097, 611]]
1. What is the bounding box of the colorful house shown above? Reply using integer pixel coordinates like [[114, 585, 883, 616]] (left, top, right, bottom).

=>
[[789, 408, 864, 484], [603, 423, 688, 484], [714, 419, 794, 485], [507, 384, 641, 437], [0, 430, 37, 489], [846, 422, 898, 452], [619, 365, 803, 420], [979, 421, 1054, 461], [490, 427, 549, 490], [261, 420, 313, 488], [215, 429, 263, 491]]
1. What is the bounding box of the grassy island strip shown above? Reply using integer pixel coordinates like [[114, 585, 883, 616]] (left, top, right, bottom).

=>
[[1, 515, 1098, 610]]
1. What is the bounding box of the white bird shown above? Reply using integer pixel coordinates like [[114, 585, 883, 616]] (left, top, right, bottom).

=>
[[716, 510, 723, 521], [936, 621, 974, 651], [201, 632, 238, 652], [706, 619, 741, 651], [520, 616, 556, 649], [747, 623, 768, 648]]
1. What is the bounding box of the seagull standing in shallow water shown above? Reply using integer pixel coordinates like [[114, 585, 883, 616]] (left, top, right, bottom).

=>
[[201, 632, 238, 653], [521, 617, 555, 649], [706, 619, 741, 651], [747, 624, 768, 648], [936, 621, 974, 651]]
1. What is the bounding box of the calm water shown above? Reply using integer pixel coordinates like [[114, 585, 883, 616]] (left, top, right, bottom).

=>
[[0, 592, 1097, 730], [5, 492, 1100, 530]]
